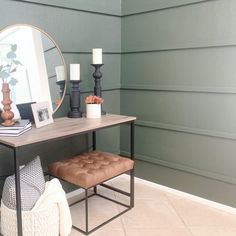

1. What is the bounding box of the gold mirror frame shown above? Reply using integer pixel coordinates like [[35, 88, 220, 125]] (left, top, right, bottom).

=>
[[0, 24, 67, 115]]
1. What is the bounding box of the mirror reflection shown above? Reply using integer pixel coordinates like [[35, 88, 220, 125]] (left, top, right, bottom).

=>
[[0, 24, 66, 114]]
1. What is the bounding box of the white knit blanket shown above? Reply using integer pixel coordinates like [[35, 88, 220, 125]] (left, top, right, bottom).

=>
[[32, 178, 72, 236]]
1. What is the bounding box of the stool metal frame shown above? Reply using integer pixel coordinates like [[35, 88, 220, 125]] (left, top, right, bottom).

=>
[[70, 169, 134, 235], [50, 121, 135, 235], [73, 121, 134, 235]]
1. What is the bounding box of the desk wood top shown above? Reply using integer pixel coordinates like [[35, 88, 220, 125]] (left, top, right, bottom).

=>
[[0, 114, 136, 148]]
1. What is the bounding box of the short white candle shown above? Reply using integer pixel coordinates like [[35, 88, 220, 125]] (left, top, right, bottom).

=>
[[92, 48, 102, 64], [70, 64, 80, 80], [55, 65, 65, 82]]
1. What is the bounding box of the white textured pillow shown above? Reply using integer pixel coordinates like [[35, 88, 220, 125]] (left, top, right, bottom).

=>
[[2, 156, 45, 211]]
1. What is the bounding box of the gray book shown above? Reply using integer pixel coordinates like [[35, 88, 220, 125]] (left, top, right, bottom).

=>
[[0, 126, 32, 136], [0, 119, 31, 130]]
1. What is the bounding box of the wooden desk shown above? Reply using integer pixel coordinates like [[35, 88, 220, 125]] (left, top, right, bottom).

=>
[[0, 114, 136, 235]]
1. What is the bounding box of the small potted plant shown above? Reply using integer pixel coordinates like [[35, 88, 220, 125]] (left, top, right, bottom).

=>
[[84, 95, 104, 118]]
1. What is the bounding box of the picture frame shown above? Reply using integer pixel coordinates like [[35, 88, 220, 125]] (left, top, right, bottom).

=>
[[31, 101, 54, 128]]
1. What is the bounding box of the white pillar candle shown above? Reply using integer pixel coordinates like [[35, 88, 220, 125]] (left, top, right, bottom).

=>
[[55, 65, 65, 82], [92, 48, 102, 64], [70, 64, 80, 80]]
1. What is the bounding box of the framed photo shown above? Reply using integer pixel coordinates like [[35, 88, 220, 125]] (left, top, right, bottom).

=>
[[31, 101, 53, 128]]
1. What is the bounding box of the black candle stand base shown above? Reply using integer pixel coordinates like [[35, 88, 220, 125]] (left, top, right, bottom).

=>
[[68, 110, 82, 118], [67, 80, 82, 119], [91, 63, 106, 115]]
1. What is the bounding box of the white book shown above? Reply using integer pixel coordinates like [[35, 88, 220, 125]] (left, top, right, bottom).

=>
[[0, 119, 30, 130], [0, 123, 32, 134], [0, 126, 32, 137]]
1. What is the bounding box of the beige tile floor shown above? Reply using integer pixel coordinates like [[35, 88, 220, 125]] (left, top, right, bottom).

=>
[[69, 176, 236, 236]]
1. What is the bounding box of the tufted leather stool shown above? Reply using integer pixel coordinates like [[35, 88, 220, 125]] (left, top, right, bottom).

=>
[[48, 151, 134, 235]]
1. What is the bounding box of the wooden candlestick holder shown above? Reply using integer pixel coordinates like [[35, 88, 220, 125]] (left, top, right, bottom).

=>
[[1, 82, 15, 126]]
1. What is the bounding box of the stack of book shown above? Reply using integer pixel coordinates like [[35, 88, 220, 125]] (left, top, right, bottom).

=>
[[0, 119, 32, 137]]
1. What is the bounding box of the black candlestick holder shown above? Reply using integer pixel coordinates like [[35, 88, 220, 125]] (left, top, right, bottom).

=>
[[91, 63, 106, 115], [68, 80, 82, 118], [56, 80, 66, 98]]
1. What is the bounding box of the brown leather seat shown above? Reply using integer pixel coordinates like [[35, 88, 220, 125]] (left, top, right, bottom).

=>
[[48, 151, 134, 189]]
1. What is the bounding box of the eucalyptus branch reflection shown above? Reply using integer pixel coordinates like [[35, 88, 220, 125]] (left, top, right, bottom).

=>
[[0, 24, 67, 114]]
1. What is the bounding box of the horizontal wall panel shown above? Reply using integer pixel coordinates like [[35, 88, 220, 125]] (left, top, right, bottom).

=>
[[97, 127, 120, 154], [63, 53, 121, 92], [17, 0, 121, 16], [121, 125, 236, 182], [101, 90, 120, 115], [134, 153, 236, 185], [122, 0, 236, 52], [121, 47, 236, 90], [121, 0, 236, 207], [0, 1, 121, 52], [122, 0, 205, 16], [135, 120, 236, 140], [95, 90, 121, 154], [121, 85, 236, 94], [134, 159, 236, 208], [121, 90, 236, 134]]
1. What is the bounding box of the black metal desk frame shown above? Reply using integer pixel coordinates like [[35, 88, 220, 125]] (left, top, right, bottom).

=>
[[0, 116, 135, 236]]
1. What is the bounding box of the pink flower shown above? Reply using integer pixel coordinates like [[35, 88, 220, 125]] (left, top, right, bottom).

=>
[[84, 95, 104, 104]]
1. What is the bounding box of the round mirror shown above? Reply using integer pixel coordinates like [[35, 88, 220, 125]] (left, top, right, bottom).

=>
[[0, 24, 67, 115]]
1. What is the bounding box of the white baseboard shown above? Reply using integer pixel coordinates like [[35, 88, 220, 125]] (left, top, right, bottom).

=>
[[134, 175, 236, 215], [66, 175, 236, 215]]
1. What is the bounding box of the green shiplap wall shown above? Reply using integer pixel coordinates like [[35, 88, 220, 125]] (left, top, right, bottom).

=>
[[121, 0, 236, 207], [0, 0, 121, 192], [2, 0, 236, 208]]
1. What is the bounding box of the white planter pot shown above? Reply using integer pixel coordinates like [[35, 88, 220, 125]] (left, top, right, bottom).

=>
[[86, 104, 101, 118]]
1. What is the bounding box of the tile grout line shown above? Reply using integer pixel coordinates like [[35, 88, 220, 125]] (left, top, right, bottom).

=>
[[110, 180, 128, 236], [164, 192, 194, 236]]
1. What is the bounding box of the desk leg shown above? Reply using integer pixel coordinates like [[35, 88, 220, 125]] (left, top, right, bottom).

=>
[[92, 131, 97, 194], [92, 131, 96, 151], [130, 121, 135, 207], [14, 148, 22, 236], [130, 121, 135, 160]]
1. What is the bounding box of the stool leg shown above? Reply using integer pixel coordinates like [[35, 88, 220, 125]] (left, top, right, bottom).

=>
[[85, 189, 89, 234], [93, 186, 97, 194]]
